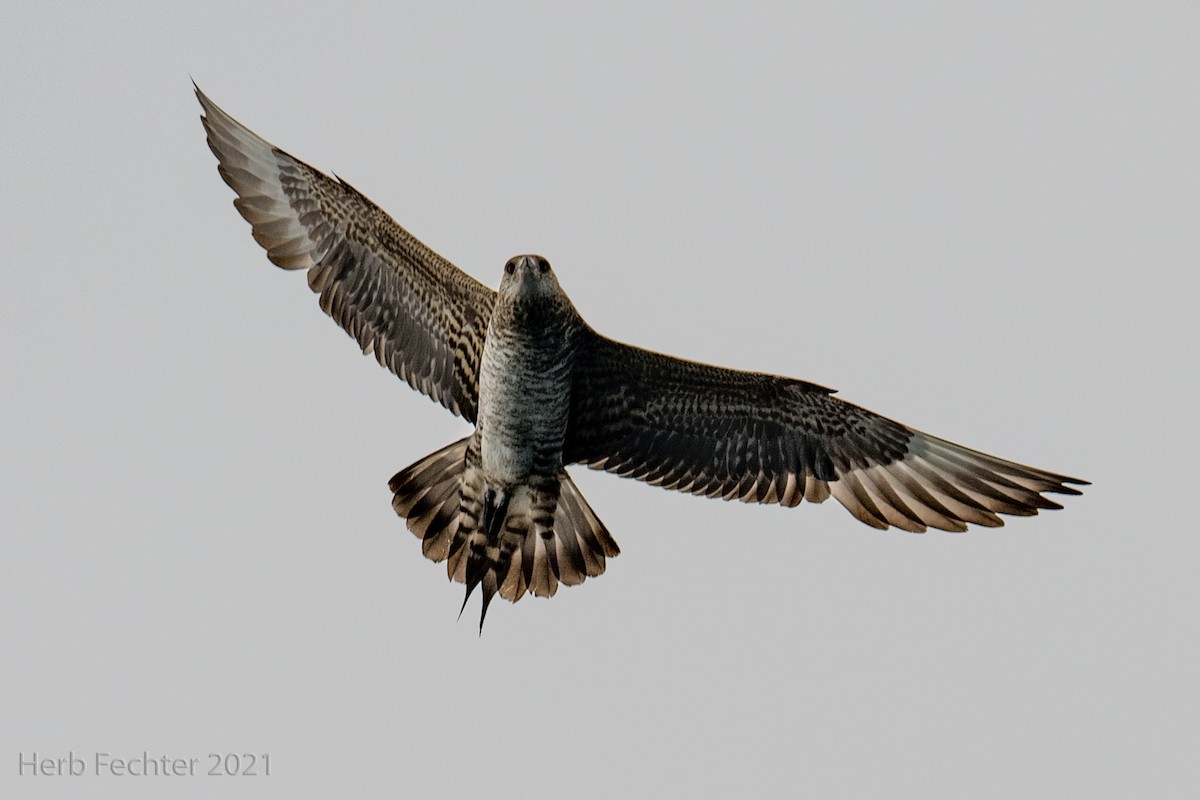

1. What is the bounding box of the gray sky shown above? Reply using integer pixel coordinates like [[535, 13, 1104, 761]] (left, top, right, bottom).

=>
[[2, 2, 1197, 798]]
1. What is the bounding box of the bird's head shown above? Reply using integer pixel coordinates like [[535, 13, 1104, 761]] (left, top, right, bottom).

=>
[[498, 254, 562, 303]]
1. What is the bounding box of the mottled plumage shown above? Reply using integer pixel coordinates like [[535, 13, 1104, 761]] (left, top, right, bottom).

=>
[[197, 86, 1087, 629]]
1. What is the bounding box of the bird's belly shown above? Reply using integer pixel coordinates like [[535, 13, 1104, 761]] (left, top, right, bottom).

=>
[[477, 338, 571, 484]]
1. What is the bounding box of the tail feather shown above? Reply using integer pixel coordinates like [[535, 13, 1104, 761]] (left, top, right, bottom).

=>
[[497, 525, 528, 600], [388, 436, 470, 562], [559, 475, 620, 569], [389, 439, 621, 628]]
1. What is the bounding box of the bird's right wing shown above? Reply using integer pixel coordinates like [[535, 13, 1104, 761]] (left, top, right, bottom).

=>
[[197, 86, 495, 422], [564, 332, 1086, 532]]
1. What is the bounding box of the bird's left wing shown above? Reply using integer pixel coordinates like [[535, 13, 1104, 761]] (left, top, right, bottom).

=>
[[564, 332, 1086, 532], [197, 86, 495, 421]]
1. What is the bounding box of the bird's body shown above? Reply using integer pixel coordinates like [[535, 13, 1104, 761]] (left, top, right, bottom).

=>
[[477, 259, 577, 488], [196, 86, 1087, 628], [440, 256, 616, 618]]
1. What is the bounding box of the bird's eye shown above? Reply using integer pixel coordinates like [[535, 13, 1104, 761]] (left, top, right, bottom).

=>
[[538, 258, 549, 274], [505, 261, 516, 275]]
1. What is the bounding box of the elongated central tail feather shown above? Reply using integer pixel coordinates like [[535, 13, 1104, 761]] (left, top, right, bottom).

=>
[[388, 438, 621, 630]]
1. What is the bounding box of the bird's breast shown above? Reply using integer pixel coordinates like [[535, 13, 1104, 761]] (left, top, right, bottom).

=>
[[476, 322, 575, 484]]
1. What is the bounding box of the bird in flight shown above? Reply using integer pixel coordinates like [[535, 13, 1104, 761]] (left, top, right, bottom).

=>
[[196, 85, 1086, 629]]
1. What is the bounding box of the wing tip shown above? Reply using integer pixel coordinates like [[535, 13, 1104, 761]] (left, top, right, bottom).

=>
[[193, 80, 218, 118]]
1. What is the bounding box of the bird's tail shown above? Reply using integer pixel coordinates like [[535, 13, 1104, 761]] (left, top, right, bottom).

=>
[[389, 436, 473, 563], [388, 438, 620, 629]]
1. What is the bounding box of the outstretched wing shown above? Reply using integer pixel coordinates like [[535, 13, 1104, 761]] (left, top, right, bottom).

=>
[[196, 86, 495, 421], [565, 333, 1087, 532]]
